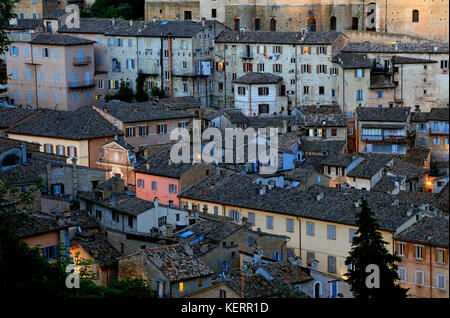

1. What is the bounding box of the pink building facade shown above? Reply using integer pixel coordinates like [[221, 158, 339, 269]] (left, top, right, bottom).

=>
[[135, 172, 181, 207], [5, 32, 105, 111]]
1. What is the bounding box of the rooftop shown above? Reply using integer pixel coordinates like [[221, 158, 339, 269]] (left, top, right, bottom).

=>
[[140, 244, 214, 282], [394, 216, 448, 247], [216, 30, 341, 45], [8, 211, 72, 238], [322, 153, 359, 167], [300, 139, 346, 155], [392, 56, 438, 64], [357, 107, 410, 122], [370, 73, 395, 89], [331, 52, 372, 69], [30, 32, 96, 46], [428, 108, 449, 122], [232, 73, 283, 84], [277, 131, 302, 154], [0, 107, 38, 129], [93, 100, 193, 123], [179, 174, 432, 232], [341, 41, 449, 54], [58, 18, 117, 34], [9, 107, 122, 140], [74, 232, 122, 267], [346, 155, 394, 179]]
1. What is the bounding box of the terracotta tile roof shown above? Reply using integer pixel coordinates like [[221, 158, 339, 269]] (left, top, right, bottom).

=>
[[428, 108, 449, 121], [134, 148, 200, 179], [278, 131, 301, 154], [179, 174, 429, 232], [93, 100, 193, 123], [410, 112, 430, 123], [141, 244, 214, 282], [78, 191, 155, 216], [233, 73, 283, 84], [371, 175, 399, 193], [223, 274, 282, 297], [394, 216, 449, 247], [346, 155, 394, 179], [8, 211, 72, 238], [300, 139, 346, 155], [404, 149, 431, 167], [331, 52, 373, 69], [322, 153, 358, 167], [0, 107, 38, 129], [58, 18, 116, 34], [259, 261, 313, 284], [389, 158, 428, 180], [357, 107, 410, 122], [9, 107, 122, 140], [30, 32, 96, 46], [342, 41, 449, 54], [284, 168, 319, 182], [370, 73, 395, 89], [74, 232, 122, 267], [222, 109, 249, 124], [216, 30, 341, 45], [1, 19, 43, 30], [392, 56, 438, 64]]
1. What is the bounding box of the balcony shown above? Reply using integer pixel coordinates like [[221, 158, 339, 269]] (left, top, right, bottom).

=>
[[68, 79, 96, 88], [362, 135, 383, 141], [240, 53, 254, 59], [73, 56, 92, 65], [429, 128, 449, 135], [383, 135, 408, 142]]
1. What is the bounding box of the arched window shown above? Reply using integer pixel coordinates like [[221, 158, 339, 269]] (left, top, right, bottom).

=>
[[234, 16, 240, 30], [269, 18, 276, 31], [351, 17, 359, 30], [330, 16, 337, 31], [314, 282, 322, 298], [412, 10, 419, 23], [307, 17, 316, 32], [254, 18, 261, 31]]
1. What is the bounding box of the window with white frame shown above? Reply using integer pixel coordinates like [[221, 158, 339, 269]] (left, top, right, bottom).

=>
[[398, 267, 407, 282], [398, 242, 406, 256], [168, 184, 177, 193], [415, 270, 424, 285], [437, 274, 446, 290], [437, 248, 445, 264], [137, 179, 145, 188], [229, 210, 240, 222], [415, 245, 423, 259]]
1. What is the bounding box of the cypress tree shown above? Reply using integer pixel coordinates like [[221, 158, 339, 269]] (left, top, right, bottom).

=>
[[345, 198, 408, 298]]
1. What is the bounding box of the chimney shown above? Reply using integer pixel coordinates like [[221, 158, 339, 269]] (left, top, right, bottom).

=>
[[184, 245, 194, 256], [72, 157, 78, 199], [153, 16, 157, 23], [310, 260, 319, 270], [176, 14, 180, 21], [169, 200, 174, 208], [111, 18, 115, 26], [20, 142, 27, 164], [316, 192, 324, 201], [201, 17, 206, 27], [154, 197, 159, 227], [146, 162, 150, 170], [109, 192, 117, 207], [129, 19, 133, 26], [259, 185, 266, 195]]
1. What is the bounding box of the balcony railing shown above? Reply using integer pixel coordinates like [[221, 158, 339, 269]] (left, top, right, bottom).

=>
[[362, 135, 383, 141], [384, 135, 407, 141], [429, 128, 449, 135], [73, 56, 92, 65], [68, 79, 96, 88]]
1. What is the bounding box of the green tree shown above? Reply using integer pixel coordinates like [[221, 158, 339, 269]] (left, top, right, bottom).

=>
[[135, 73, 149, 102], [105, 80, 135, 102], [344, 198, 409, 298], [84, 0, 144, 20], [150, 86, 165, 99], [0, 0, 19, 55]]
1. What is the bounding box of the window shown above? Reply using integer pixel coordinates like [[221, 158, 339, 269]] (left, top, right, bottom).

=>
[[9, 46, 18, 56], [126, 127, 135, 137], [179, 282, 184, 292], [237, 86, 246, 95], [42, 245, 58, 260], [157, 123, 167, 134], [303, 86, 309, 95], [229, 210, 240, 222], [137, 179, 145, 188], [257, 63, 264, 72], [219, 290, 226, 298], [327, 225, 336, 240], [306, 221, 314, 236], [415, 245, 423, 259], [42, 48, 50, 58], [434, 137, 440, 145], [258, 87, 269, 96], [27, 92, 32, 101], [72, 92, 77, 101], [355, 69, 364, 78], [213, 206, 219, 216], [269, 18, 276, 31], [437, 248, 445, 264], [243, 63, 252, 72], [26, 70, 32, 81], [184, 11, 192, 20], [12, 69, 17, 80], [331, 67, 339, 75], [248, 236, 254, 246], [412, 10, 419, 23], [68, 146, 77, 158], [44, 144, 53, 153], [248, 212, 255, 225], [319, 86, 325, 95], [307, 252, 315, 262], [349, 229, 357, 242], [356, 90, 363, 101], [286, 218, 294, 233], [441, 60, 449, 70], [330, 16, 337, 31], [415, 270, 424, 285], [398, 242, 405, 256], [151, 181, 157, 191], [56, 145, 64, 156], [398, 267, 406, 282], [328, 256, 336, 273], [95, 209, 102, 220], [211, 9, 217, 18], [128, 216, 133, 227], [437, 274, 446, 290], [273, 46, 282, 54], [266, 216, 274, 229], [273, 64, 282, 73], [126, 59, 135, 70], [302, 47, 311, 55], [317, 65, 327, 74], [169, 184, 177, 194]]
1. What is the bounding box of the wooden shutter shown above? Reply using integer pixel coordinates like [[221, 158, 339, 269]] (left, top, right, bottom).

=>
[[74, 147, 77, 158], [316, 65, 320, 74], [279, 64, 282, 73], [324, 65, 327, 74], [164, 124, 167, 134], [257, 46, 260, 54], [308, 65, 311, 73], [157, 125, 160, 134], [354, 69, 357, 77], [132, 127, 136, 136], [362, 69, 365, 77], [316, 47, 319, 54], [324, 47, 327, 55], [279, 46, 282, 54], [249, 63, 253, 72], [243, 63, 246, 72], [273, 64, 276, 72], [50, 145, 54, 153], [125, 128, 129, 137], [146, 125, 149, 135]]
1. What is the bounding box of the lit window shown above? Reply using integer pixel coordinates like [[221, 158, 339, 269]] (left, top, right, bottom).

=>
[[179, 282, 184, 292]]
